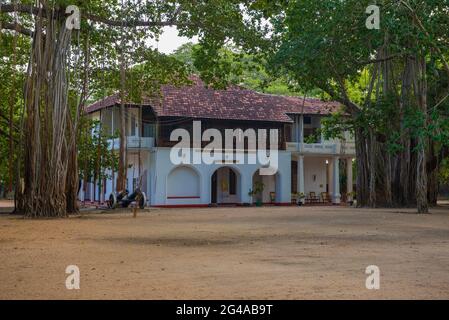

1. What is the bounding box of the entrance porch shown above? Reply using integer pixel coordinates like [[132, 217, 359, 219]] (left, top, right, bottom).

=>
[[291, 155, 354, 205]]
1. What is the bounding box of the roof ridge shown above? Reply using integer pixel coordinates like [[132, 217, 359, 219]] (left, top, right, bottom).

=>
[[85, 78, 342, 121]]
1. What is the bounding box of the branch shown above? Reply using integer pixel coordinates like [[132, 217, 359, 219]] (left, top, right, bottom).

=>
[[84, 13, 181, 27], [357, 54, 399, 67], [400, 0, 449, 80], [327, 60, 362, 116], [315, 79, 361, 117], [0, 3, 51, 18], [1, 22, 33, 37], [1, 3, 185, 28]]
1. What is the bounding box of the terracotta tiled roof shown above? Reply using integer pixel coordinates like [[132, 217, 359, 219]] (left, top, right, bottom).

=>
[[85, 76, 341, 122], [85, 93, 120, 114]]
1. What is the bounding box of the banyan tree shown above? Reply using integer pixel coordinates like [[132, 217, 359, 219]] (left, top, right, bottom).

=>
[[0, 0, 270, 218]]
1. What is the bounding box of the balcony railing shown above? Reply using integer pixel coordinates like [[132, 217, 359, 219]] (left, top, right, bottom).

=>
[[286, 141, 356, 156], [340, 142, 356, 155], [302, 143, 337, 154], [109, 137, 155, 150]]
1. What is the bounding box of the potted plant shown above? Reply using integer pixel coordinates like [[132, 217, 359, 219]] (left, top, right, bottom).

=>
[[297, 192, 306, 206], [249, 181, 265, 207]]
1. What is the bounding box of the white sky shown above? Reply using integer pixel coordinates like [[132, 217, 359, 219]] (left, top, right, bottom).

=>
[[149, 27, 198, 54]]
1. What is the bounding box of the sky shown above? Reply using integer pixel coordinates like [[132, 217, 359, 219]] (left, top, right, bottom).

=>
[[149, 27, 198, 54]]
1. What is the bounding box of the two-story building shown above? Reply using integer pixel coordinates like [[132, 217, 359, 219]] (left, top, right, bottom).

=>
[[83, 76, 355, 207]]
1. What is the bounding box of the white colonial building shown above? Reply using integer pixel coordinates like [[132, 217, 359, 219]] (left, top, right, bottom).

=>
[[82, 77, 355, 207]]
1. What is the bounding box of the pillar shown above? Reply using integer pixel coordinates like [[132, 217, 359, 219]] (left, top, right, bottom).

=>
[[241, 172, 253, 205], [299, 115, 304, 144], [332, 157, 341, 204], [297, 155, 305, 203], [347, 158, 353, 202], [327, 159, 333, 195]]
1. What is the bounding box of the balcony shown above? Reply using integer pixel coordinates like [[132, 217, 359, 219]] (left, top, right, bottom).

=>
[[302, 143, 337, 154], [286, 141, 356, 156], [340, 141, 356, 155], [109, 136, 155, 150]]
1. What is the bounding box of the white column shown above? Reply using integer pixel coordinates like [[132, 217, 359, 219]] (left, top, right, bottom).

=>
[[327, 159, 333, 196], [299, 115, 304, 144], [332, 157, 341, 204], [347, 158, 353, 202], [100, 181, 104, 204], [241, 172, 253, 204], [79, 181, 85, 202], [90, 182, 94, 203], [297, 156, 305, 203]]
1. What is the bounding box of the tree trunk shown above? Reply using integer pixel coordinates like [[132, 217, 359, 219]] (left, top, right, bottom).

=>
[[415, 56, 429, 214], [8, 28, 17, 194], [368, 129, 377, 207], [66, 140, 79, 214], [17, 7, 74, 218], [355, 127, 369, 207], [117, 61, 128, 192]]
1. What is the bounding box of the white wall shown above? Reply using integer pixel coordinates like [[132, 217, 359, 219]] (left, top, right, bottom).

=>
[[167, 166, 200, 198], [304, 157, 328, 196], [148, 148, 292, 206]]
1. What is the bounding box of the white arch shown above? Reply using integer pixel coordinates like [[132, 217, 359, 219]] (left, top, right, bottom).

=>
[[210, 165, 242, 204], [209, 164, 243, 180], [251, 167, 282, 204], [166, 165, 201, 199]]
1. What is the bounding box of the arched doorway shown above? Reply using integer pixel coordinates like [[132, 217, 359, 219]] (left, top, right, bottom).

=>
[[252, 169, 280, 204], [211, 167, 241, 204]]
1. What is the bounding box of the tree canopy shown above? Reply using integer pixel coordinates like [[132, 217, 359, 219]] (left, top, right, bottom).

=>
[[1, 0, 448, 216], [271, 0, 449, 212], [0, 0, 273, 217]]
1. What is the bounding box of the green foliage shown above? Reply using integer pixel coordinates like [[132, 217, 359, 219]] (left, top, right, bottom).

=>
[[270, 0, 449, 155], [171, 42, 308, 96], [78, 119, 118, 184], [249, 181, 264, 197], [440, 158, 449, 185], [0, 29, 30, 190], [1, 0, 279, 193]]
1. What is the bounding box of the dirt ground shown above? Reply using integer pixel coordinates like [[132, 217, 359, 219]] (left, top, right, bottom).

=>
[[1, 205, 449, 300]]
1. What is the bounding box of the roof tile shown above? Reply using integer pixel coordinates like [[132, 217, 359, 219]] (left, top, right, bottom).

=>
[[85, 76, 341, 122]]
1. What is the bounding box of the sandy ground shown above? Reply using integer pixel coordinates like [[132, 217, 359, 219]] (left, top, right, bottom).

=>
[[0, 200, 13, 209], [1, 205, 449, 300]]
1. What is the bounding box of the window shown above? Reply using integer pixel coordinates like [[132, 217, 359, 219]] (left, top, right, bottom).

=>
[[143, 123, 155, 138], [229, 170, 237, 195], [304, 116, 312, 125], [130, 113, 136, 136], [304, 128, 321, 143]]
